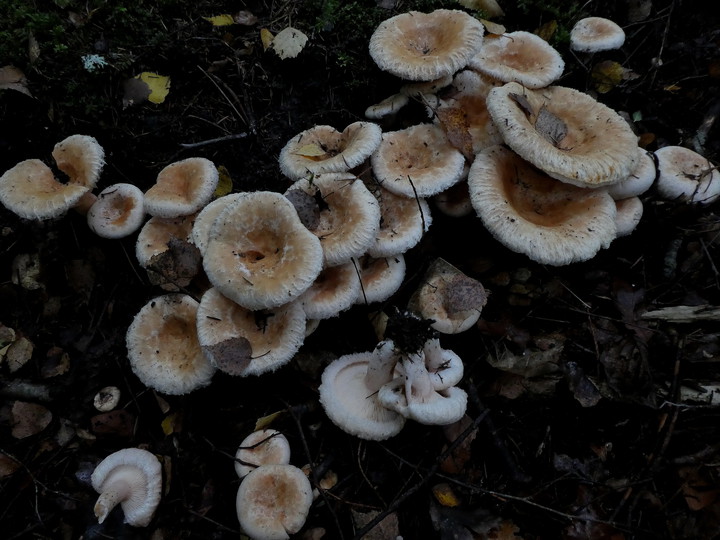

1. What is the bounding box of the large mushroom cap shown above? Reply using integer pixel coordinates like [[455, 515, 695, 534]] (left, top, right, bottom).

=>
[[570, 17, 626, 52], [144, 157, 219, 218], [91, 447, 162, 527], [203, 191, 324, 311], [486, 82, 639, 187], [468, 145, 617, 266], [236, 464, 314, 540], [369, 9, 485, 81], [126, 294, 215, 395], [87, 183, 146, 239]]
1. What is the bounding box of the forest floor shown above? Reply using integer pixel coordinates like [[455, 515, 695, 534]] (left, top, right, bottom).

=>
[[1, 0, 720, 539]]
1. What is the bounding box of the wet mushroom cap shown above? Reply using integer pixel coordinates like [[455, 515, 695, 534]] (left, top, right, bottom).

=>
[[236, 464, 314, 540], [369, 9, 485, 81], [144, 157, 219, 218], [486, 82, 639, 187], [468, 145, 617, 266], [87, 183, 146, 239], [234, 429, 292, 479], [570, 17, 626, 52]]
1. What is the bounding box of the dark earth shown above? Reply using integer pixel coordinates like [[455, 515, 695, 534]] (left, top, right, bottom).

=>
[[2, 0, 720, 538]]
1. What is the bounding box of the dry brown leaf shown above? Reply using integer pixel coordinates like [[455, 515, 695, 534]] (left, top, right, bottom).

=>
[[436, 106, 473, 158], [0, 452, 21, 478], [0, 65, 32, 97], [534, 104, 568, 146], [201, 336, 253, 375], [11, 401, 52, 439], [679, 466, 720, 511], [536, 20, 558, 42], [592, 60, 626, 93]]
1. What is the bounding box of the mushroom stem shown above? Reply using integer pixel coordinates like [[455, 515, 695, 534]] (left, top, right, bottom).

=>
[[402, 351, 434, 404], [94, 479, 132, 524], [364, 340, 399, 392]]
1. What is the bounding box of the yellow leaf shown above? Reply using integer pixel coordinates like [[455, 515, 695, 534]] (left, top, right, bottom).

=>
[[432, 483, 461, 507], [591, 60, 624, 94], [260, 28, 274, 51], [135, 72, 170, 104], [293, 143, 327, 158], [204, 14, 236, 26], [254, 409, 285, 431], [480, 18, 506, 36], [536, 20, 558, 42], [161, 412, 182, 435], [214, 165, 233, 197]]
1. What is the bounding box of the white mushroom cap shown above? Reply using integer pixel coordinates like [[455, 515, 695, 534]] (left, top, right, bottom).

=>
[[196, 287, 306, 376], [235, 429, 292, 479], [236, 464, 313, 540], [654, 145, 720, 204], [318, 350, 405, 440], [203, 191, 324, 310], [284, 173, 381, 266], [297, 262, 361, 320], [91, 447, 162, 527], [51, 134, 105, 189], [371, 123, 466, 198], [0, 159, 91, 220], [87, 183, 146, 239], [570, 17, 626, 53], [365, 93, 410, 120], [368, 10, 485, 81], [126, 294, 215, 395], [354, 254, 406, 305], [191, 193, 249, 256], [468, 145, 617, 266], [93, 386, 122, 412], [614, 196, 644, 238], [135, 214, 197, 268], [469, 31, 565, 89], [400, 74, 454, 97], [606, 149, 657, 200], [422, 338, 465, 390], [144, 157, 219, 218], [278, 122, 382, 181], [486, 82, 639, 187]]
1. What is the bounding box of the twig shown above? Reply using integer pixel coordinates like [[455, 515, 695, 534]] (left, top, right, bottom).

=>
[[179, 132, 249, 149]]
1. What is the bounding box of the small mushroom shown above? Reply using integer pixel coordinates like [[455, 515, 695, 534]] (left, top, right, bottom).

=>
[[94, 386, 121, 412], [570, 17, 626, 53], [144, 157, 219, 218], [91, 447, 162, 527], [606, 149, 657, 200], [614, 196, 644, 238], [235, 429, 292, 479], [297, 262, 361, 320], [354, 254, 406, 305], [654, 145, 720, 204], [87, 183, 146, 239]]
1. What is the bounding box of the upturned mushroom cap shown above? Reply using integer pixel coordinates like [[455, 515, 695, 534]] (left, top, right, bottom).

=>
[[191, 193, 249, 256], [234, 429, 292, 479], [0, 159, 91, 220], [354, 254, 406, 305], [203, 191, 324, 310], [369, 10, 485, 81], [606, 149, 657, 200], [51, 134, 105, 188], [654, 145, 720, 204], [126, 294, 216, 395], [196, 287, 306, 376], [614, 196, 644, 238], [278, 122, 382, 180], [87, 183, 146, 239], [284, 173, 381, 266], [486, 82, 639, 187], [318, 350, 406, 440], [91, 447, 162, 527], [365, 93, 410, 120], [297, 262, 361, 320], [236, 464, 313, 540], [371, 123, 466, 198], [469, 31, 565, 89], [570, 17, 626, 53], [468, 145, 617, 266], [144, 157, 219, 218]]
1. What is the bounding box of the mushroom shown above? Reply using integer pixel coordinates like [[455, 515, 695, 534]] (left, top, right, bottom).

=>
[[654, 145, 720, 204], [191, 192, 248, 256], [433, 178, 474, 218], [93, 386, 122, 412], [467, 145, 617, 266], [278, 122, 382, 181], [297, 262, 361, 320], [469, 31, 565, 89], [365, 93, 410, 120], [614, 196, 644, 238], [91, 447, 162, 527], [486, 81, 639, 188], [354, 254, 406, 305], [236, 464, 314, 540], [195, 287, 306, 376], [371, 123, 466, 198], [126, 294, 216, 395], [284, 173, 381, 266], [51, 134, 105, 188], [368, 9, 485, 81], [606, 149, 657, 200], [235, 429, 292, 479], [143, 157, 219, 218], [87, 183, 146, 239], [202, 191, 324, 310], [570, 17, 626, 53]]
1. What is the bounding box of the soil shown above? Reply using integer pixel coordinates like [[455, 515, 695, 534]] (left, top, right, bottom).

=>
[[2, 1, 720, 539]]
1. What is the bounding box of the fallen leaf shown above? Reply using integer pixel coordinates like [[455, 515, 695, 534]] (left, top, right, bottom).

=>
[[260, 28, 274, 51], [147, 237, 202, 288], [11, 401, 52, 439], [678, 466, 720, 511], [433, 483, 461, 507], [204, 14, 235, 26], [591, 60, 625, 93], [457, 0, 504, 17], [285, 188, 321, 231], [0, 65, 32, 97], [6, 336, 34, 373], [161, 411, 183, 435], [234, 10, 258, 26], [294, 143, 327, 158], [480, 18, 506, 36], [534, 104, 567, 146], [536, 20, 558, 42], [271, 27, 308, 59], [254, 410, 285, 431], [124, 72, 171, 107], [202, 336, 253, 375], [0, 453, 21, 478], [122, 76, 152, 108], [214, 165, 233, 197], [90, 409, 134, 437], [509, 92, 534, 118], [436, 106, 473, 158]]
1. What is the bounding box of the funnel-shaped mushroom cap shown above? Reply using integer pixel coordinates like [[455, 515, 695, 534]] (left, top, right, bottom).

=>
[[369, 9, 485, 81], [354, 254, 406, 305], [91, 447, 162, 527], [469, 31, 565, 89], [0, 159, 90, 220], [298, 262, 361, 320], [236, 464, 313, 540], [285, 173, 381, 266], [279, 122, 382, 180], [144, 157, 219, 218], [235, 429, 292, 479], [203, 191, 324, 310], [654, 146, 720, 204], [468, 145, 617, 266], [570, 17, 626, 52], [191, 193, 248, 256], [196, 287, 306, 376], [51, 134, 105, 188], [371, 123, 466, 198], [486, 82, 639, 187], [87, 183, 146, 239], [126, 294, 215, 395]]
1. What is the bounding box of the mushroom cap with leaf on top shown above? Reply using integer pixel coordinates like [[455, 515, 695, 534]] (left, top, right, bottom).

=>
[[234, 429, 292, 479], [144, 157, 219, 218], [486, 82, 639, 188], [570, 17, 626, 53], [203, 191, 324, 311], [468, 145, 617, 266], [91, 447, 162, 527], [369, 9, 485, 81]]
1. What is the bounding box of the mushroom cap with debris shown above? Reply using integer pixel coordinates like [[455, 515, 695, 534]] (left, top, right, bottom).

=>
[[654, 145, 720, 205], [87, 183, 146, 239]]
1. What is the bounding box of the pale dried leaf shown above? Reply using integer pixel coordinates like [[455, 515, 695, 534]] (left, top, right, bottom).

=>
[[11, 401, 52, 439], [202, 336, 253, 375], [535, 105, 568, 146], [6, 336, 34, 373], [436, 106, 473, 158], [293, 143, 327, 158], [509, 92, 534, 118], [0, 66, 32, 97], [260, 28, 274, 50], [271, 27, 308, 59], [204, 14, 236, 26], [234, 10, 258, 25], [285, 188, 321, 231], [480, 18, 506, 35]]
